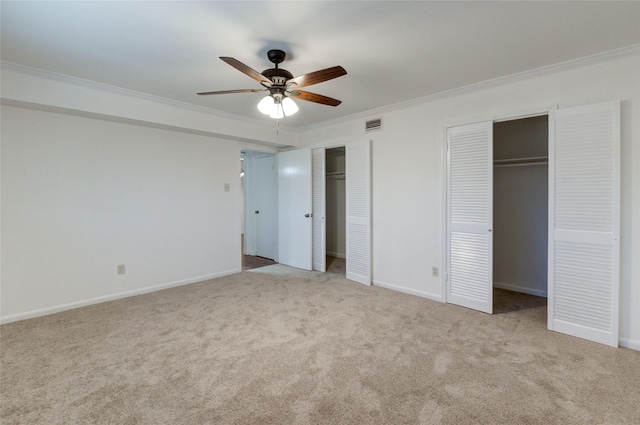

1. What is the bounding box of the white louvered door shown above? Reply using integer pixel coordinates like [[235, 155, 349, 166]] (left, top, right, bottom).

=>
[[447, 122, 493, 314], [549, 102, 620, 347], [312, 148, 326, 272], [346, 140, 371, 285]]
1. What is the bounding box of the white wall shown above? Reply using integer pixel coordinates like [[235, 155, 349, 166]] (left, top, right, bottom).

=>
[[494, 165, 548, 296], [1, 105, 241, 322], [297, 50, 640, 349]]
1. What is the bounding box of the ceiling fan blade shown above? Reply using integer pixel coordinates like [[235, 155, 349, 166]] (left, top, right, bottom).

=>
[[289, 90, 342, 106], [197, 89, 266, 96], [220, 57, 272, 87], [286, 66, 346, 89]]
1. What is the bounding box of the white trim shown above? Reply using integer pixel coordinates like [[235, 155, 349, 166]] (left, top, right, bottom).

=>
[[441, 125, 450, 303], [493, 282, 547, 298], [0, 270, 240, 325], [373, 280, 444, 303], [3, 44, 637, 135], [547, 106, 557, 331], [619, 338, 640, 351]]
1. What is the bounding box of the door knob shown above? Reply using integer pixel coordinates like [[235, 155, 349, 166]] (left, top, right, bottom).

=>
[[255, 210, 259, 214], [305, 213, 311, 218]]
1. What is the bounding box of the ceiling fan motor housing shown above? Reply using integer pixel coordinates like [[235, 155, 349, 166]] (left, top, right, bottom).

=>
[[263, 49, 293, 86], [262, 68, 293, 84]]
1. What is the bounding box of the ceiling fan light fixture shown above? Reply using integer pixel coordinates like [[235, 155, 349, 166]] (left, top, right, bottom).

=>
[[269, 102, 284, 119], [282, 96, 299, 117], [257, 95, 275, 115]]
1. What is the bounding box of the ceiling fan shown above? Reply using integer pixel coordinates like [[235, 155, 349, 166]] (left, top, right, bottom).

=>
[[197, 49, 347, 119]]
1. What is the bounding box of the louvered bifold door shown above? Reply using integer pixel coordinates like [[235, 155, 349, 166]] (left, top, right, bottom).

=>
[[346, 140, 371, 285], [550, 102, 620, 347], [312, 148, 326, 272], [447, 122, 493, 314]]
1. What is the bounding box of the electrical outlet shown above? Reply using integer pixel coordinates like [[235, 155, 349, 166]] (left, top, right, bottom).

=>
[[432, 266, 439, 277], [117, 264, 126, 275]]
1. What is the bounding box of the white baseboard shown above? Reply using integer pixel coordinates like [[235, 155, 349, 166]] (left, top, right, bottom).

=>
[[619, 337, 640, 351], [0, 269, 240, 325], [493, 281, 547, 298], [327, 251, 346, 259], [373, 280, 443, 303]]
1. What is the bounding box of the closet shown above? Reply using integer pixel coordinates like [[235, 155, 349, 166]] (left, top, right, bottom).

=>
[[325, 147, 346, 268], [493, 116, 549, 299], [312, 141, 371, 283], [446, 101, 620, 346]]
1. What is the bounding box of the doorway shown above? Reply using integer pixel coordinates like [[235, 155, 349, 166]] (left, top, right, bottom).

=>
[[241, 150, 278, 271], [492, 116, 548, 316], [269, 141, 371, 283], [325, 147, 346, 274]]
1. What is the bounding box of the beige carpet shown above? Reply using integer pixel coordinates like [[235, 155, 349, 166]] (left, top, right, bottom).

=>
[[1, 265, 639, 424]]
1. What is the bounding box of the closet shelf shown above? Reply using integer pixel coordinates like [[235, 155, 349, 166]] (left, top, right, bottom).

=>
[[494, 156, 548, 167]]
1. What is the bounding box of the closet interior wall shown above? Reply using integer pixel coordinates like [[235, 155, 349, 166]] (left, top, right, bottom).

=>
[[493, 116, 549, 297], [326, 147, 346, 259]]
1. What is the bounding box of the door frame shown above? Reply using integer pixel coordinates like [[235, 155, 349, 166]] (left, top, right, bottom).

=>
[[310, 142, 347, 272], [242, 149, 278, 259], [312, 147, 327, 272]]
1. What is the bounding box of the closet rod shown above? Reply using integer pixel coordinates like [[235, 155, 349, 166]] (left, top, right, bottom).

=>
[[494, 156, 548, 167]]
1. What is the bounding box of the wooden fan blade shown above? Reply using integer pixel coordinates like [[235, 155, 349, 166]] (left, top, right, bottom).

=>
[[286, 66, 346, 89], [289, 90, 342, 106], [220, 57, 272, 87], [197, 89, 266, 96]]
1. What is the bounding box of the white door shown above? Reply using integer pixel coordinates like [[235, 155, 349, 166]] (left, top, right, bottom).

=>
[[312, 148, 326, 272], [549, 101, 620, 347], [346, 140, 372, 285], [447, 121, 493, 314], [255, 155, 277, 260], [278, 149, 312, 270]]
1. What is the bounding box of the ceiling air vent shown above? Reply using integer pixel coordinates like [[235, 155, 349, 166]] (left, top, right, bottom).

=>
[[365, 118, 382, 132]]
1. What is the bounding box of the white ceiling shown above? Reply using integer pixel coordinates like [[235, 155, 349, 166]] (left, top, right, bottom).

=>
[[2, 1, 639, 129]]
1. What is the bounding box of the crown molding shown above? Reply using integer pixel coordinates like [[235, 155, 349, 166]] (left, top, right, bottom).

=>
[[3, 43, 637, 136], [299, 44, 640, 133], [0, 61, 297, 133]]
